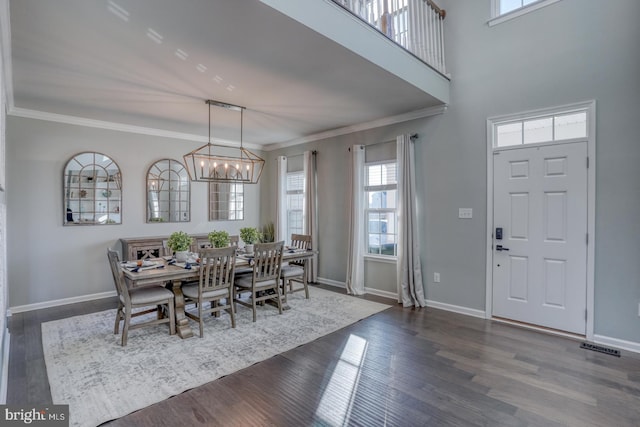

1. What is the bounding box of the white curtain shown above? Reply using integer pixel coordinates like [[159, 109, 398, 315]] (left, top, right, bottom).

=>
[[303, 150, 318, 282], [275, 156, 287, 242], [346, 145, 365, 295], [396, 134, 426, 307]]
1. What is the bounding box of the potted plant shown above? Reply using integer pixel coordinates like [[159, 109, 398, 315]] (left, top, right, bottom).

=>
[[167, 231, 193, 262], [239, 227, 262, 255], [208, 230, 230, 248]]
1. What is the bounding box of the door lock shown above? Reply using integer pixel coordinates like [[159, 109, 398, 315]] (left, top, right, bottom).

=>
[[496, 245, 509, 251]]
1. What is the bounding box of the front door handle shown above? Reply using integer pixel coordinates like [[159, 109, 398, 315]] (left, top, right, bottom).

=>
[[496, 245, 509, 251]]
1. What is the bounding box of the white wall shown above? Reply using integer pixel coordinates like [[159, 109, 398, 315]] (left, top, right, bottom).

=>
[[6, 117, 262, 308]]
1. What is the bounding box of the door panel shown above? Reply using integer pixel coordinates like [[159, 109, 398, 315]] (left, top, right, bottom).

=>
[[492, 142, 587, 334]]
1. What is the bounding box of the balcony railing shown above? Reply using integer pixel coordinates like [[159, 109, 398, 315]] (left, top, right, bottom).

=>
[[333, 0, 447, 77]]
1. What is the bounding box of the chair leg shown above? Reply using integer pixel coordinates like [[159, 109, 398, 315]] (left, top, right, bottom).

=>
[[114, 305, 123, 334], [275, 287, 283, 315], [198, 298, 204, 338], [252, 291, 257, 322], [122, 309, 131, 346], [228, 292, 236, 328], [282, 277, 290, 303]]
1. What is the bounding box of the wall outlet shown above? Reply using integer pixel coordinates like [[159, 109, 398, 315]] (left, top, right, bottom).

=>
[[458, 208, 473, 219], [434, 272, 440, 283]]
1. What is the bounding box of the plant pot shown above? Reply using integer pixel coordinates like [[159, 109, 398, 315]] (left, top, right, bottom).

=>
[[244, 244, 254, 256], [175, 250, 189, 262]]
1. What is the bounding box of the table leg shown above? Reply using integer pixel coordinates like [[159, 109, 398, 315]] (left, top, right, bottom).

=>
[[172, 280, 194, 339]]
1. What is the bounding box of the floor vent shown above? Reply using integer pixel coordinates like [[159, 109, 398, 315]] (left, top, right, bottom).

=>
[[580, 342, 621, 357]]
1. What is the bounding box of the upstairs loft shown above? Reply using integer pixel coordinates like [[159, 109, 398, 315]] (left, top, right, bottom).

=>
[[261, 0, 450, 107]]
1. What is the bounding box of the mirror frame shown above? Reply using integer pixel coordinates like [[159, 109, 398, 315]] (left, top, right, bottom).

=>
[[146, 159, 191, 223], [63, 151, 122, 226]]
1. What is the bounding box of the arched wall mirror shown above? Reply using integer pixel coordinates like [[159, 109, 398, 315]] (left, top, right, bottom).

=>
[[147, 159, 190, 223], [64, 152, 122, 225], [209, 182, 244, 221]]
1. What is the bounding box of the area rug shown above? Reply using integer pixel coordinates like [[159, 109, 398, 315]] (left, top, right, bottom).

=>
[[42, 287, 391, 427]]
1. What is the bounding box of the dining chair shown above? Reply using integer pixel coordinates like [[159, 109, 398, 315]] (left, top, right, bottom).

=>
[[193, 237, 212, 251], [280, 234, 312, 302], [229, 235, 240, 247], [107, 248, 176, 346], [181, 247, 237, 337], [234, 241, 285, 322]]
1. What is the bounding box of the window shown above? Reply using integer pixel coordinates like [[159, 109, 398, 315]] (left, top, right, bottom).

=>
[[365, 161, 397, 257], [499, 0, 540, 15], [489, 0, 562, 26], [286, 171, 304, 238], [494, 110, 587, 148]]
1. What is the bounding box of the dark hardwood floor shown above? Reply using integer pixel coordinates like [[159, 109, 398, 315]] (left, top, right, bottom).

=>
[[8, 285, 640, 426]]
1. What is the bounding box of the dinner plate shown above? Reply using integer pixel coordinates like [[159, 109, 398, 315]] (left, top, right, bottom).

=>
[[123, 260, 156, 268]]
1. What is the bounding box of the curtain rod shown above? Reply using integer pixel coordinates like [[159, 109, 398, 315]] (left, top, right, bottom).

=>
[[358, 133, 419, 148], [348, 134, 419, 151]]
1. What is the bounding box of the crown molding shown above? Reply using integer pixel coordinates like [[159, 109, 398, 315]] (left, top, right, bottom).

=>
[[7, 106, 263, 150], [263, 104, 447, 151], [8, 104, 447, 152]]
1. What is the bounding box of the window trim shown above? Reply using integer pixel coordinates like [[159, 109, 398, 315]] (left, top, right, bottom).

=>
[[488, 0, 562, 27], [489, 102, 592, 151]]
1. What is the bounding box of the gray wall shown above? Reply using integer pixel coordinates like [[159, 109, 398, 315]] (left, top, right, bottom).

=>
[[440, 0, 640, 342], [264, 118, 437, 291], [267, 0, 640, 344], [6, 117, 262, 307]]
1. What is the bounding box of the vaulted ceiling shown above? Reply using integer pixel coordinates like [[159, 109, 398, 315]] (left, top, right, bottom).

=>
[[7, 0, 446, 148]]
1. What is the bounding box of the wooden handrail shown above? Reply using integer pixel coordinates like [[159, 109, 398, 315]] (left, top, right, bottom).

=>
[[426, 0, 446, 19]]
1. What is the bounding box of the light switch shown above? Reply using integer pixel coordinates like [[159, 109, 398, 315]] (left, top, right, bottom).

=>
[[458, 208, 473, 219]]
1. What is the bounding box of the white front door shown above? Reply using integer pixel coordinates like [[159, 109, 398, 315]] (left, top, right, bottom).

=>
[[492, 142, 588, 334]]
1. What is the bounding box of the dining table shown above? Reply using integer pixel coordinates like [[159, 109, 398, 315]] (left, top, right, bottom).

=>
[[121, 248, 316, 339]]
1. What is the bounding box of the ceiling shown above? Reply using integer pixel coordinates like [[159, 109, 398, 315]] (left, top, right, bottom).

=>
[[8, 0, 444, 148]]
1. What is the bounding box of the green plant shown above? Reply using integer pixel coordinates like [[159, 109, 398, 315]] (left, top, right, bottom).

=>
[[208, 230, 230, 248], [149, 217, 165, 222], [167, 231, 193, 252], [239, 227, 262, 245], [260, 222, 275, 243]]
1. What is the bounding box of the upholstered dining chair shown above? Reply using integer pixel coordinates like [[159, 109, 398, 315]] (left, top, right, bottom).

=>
[[107, 248, 176, 346], [280, 234, 312, 302], [181, 246, 237, 337], [234, 241, 285, 322]]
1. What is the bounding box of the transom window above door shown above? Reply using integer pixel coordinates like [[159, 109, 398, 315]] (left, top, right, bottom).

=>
[[493, 109, 587, 149]]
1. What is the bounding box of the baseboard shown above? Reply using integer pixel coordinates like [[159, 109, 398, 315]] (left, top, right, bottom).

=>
[[9, 290, 117, 314], [316, 277, 346, 289], [0, 328, 9, 404], [426, 299, 486, 319], [364, 287, 397, 301], [593, 334, 640, 355]]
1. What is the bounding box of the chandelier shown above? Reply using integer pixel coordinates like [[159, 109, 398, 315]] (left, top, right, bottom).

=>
[[183, 99, 265, 183]]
